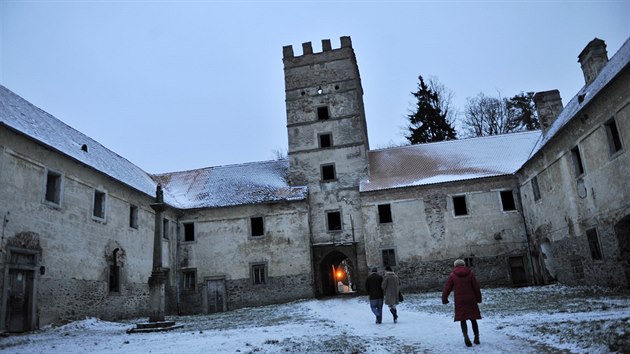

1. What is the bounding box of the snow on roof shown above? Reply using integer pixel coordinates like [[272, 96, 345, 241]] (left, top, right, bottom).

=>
[[360, 131, 542, 192], [152, 160, 308, 209], [532, 37, 630, 155], [0, 85, 162, 201]]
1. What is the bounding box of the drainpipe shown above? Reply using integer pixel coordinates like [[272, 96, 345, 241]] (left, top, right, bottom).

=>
[[175, 215, 181, 315], [517, 184, 539, 285]]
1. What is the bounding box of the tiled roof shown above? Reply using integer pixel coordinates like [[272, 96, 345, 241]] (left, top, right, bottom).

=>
[[152, 160, 308, 209], [532, 38, 630, 154], [0, 85, 162, 202], [360, 131, 541, 192]]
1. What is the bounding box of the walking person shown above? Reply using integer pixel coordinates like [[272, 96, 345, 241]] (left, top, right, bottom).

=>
[[442, 259, 482, 347], [364, 267, 384, 324], [381, 265, 400, 323]]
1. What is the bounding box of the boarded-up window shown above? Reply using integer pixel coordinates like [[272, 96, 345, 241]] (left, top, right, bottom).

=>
[[183, 222, 195, 242], [532, 176, 541, 201], [45, 170, 62, 205], [586, 228, 603, 260], [605, 118, 623, 154], [453, 195, 468, 216], [327, 211, 342, 231], [378, 204, 392, 223], [500, 190, 517, 211], [93, 190, 106, 219], [319, 133, 332, 148], [251, 264, 266, 285], [182, 270, 196, 290], [251, 216, 264, 237], [382, 249, 396, 267], [571, 146, 585, 177]]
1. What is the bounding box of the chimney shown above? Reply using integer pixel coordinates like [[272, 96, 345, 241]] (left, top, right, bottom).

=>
[[533, 90, 563, 135], [578, 38, 608, 86]]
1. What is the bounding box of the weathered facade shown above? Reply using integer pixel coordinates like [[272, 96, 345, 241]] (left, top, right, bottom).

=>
[[0, 36, 628, 332]]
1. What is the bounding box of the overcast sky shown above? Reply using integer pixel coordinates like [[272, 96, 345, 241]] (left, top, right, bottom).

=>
[[2, 1, 628, 173]]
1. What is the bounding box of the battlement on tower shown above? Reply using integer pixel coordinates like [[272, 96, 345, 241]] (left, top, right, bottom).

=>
[[283, 36, 353, 60]]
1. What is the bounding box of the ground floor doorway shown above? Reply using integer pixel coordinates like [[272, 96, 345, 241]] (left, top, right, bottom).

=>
[[2, 246, 39, 332], [615, 214, 630, 286], [312, 244, 358, 297]]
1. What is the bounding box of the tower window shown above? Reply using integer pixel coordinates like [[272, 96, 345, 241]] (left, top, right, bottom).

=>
[[183, 222, 195, 242], [251, 216, 264, 237], [500, 190, 517, 211], [319, 133, 332, 148], [321, 164, 336, 181], [317, 106, 330, 120], [605, 118, 623, 155], [452, 195, 468, 216], [327, 211, 342, 231], [378, 204, 392, 223], [571, 146, 585, 177]]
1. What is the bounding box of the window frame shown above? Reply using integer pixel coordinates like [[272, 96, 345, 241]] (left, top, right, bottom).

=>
[[251, 263, 267, 285], [317, 105, 330, 120], [43, 169, 63, 206], [321, 163, 336, 182], [570, 145, 585, 177], [499, 190, 517, 212], [381, 249, 397, 267], [326, 210, 342, 232], [183, 222, 195, 242], [318, 132, 333, 149], [129, 205, 139, 229], [378, 204, 393, 224], [182, 269, 197, 291], [604, 117, 623, 156], [250, 216, 265, 238], [452, 195, 468, 217], [92, 189, 107, 221]]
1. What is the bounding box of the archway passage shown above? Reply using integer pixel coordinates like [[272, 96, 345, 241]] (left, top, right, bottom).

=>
[[312, 245, 359, 297], [615, 214, 630, 285]]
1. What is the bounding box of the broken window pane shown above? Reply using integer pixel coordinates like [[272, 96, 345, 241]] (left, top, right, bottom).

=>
[[321, 164, 336, 181], [453, 195, 468, 216], [500, 190, 517, 211], [378, 204, 392, 223], [317, 106, 329, 120], [571, 146, 585, 177], [319, 133, 332, 148], [251, 216, 264, 237], [183, 222, 195, 242], [605, 118, 623, 154]]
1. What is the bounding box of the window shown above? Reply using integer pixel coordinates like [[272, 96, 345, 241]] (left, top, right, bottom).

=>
[[586, 228, 603, 260], [183, 222, 195, 242], [378, 204, 392, 223], [44, 170, 62, 205], [251, 263, 266, 285], [452, 195, 468, 216], [321, 164, 336, 181], [532, 176, 541, 201], [109, 248, 121, 293], [93, 190, 106, 219], [129, 205, 138, 229], [251, 216, 264, 237], [327, 211, 342, 231], [319, 133, 332, 148], [500, 190, 517, 211], [605, 118, 623, 155], [317, 106, 329, 120], [382, 249, 396, 267], [182, 270, 196, 291], [571, 146, 585, 177], [163, 218, 169, 238], [464, 257, 474, 267]]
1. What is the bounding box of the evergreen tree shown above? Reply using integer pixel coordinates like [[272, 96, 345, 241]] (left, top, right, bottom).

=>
[[406, 75, 457, 144], [507, 92, 540, 131]]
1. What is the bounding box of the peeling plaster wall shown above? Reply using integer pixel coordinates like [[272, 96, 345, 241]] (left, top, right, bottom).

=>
[[0, 128, 159, 326], [519, 67, 630, 287], [361, 176, 531, 291], [175, 201, 313, 314]]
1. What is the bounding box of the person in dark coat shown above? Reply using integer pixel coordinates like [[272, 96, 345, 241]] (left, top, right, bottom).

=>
[[364, 267, 384, 324], [442, 259, 482, 347], [381, 266, 400, 323]]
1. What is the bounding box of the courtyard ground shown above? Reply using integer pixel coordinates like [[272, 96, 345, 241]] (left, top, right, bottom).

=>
[[0, 284, 629, 353]]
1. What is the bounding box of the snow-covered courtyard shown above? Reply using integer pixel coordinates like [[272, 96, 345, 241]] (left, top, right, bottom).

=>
[[1, 284, 629, 354]]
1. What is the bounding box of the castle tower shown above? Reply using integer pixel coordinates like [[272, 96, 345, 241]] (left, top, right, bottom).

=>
[[282, 37, 370, 296]]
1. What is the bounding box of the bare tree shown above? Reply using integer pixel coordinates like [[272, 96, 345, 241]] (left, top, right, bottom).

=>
[[461, 92, 522, 137]]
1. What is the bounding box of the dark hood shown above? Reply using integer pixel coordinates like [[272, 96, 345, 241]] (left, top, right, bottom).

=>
[[453, 265, 471, 277]]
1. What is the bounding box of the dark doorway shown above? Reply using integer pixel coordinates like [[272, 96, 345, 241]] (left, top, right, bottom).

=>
[[206, 278, 226, 313], [6, 269, 34, 333], [615, 215, 630, 285], [318, 250, 356, 297], [509, 256, 528, 286]]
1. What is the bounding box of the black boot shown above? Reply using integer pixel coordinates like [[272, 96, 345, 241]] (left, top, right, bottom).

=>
[[473, 334, 480, 345], [390, 308, 398, 323], [463, 334, 472, 347], [472, 320, 480, 344]]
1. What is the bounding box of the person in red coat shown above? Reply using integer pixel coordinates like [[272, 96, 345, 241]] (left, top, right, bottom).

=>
[[442, 259, 482, 347]]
